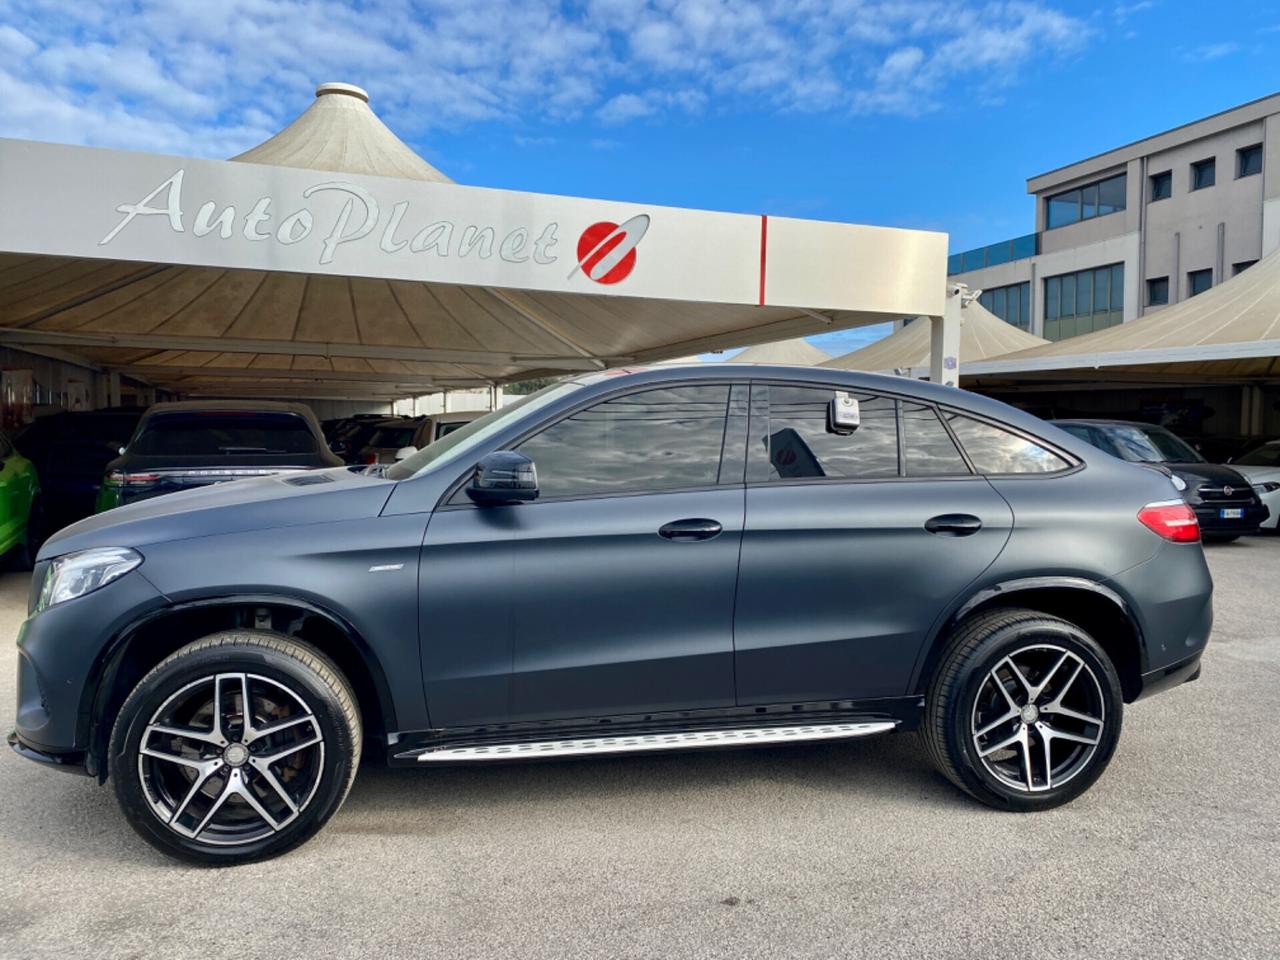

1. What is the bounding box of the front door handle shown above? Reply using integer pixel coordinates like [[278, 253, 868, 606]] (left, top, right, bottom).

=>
[[658, 518, 723, 542], [925, 514, 983, 537]]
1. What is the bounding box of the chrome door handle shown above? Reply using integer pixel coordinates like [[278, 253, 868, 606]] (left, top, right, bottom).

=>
[[658, 518, 723, 542], [924, 514, 983, 536]]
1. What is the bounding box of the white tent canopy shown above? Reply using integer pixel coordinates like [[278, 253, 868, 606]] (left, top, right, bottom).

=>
[[729, 337, 830, 365], [965, 247, 1280, 385], [0, 83, 946, 402], [823, 300, 1045, 373]]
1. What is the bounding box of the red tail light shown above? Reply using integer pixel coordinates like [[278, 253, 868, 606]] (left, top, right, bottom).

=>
[[1137, 501, 1200, 543]]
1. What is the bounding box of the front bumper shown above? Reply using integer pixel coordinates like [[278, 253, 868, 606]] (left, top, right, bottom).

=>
[[7, 729, 89, 775], [12, 568, 168, 765], [1192, 501, 1270, 534]]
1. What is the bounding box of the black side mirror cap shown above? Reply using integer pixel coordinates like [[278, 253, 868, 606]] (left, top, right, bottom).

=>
[[467, 451, 539, 505]]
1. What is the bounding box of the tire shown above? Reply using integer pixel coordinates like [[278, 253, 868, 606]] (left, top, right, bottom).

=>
[[922, 608, 1123, 811], [109, 631, 362, 865]]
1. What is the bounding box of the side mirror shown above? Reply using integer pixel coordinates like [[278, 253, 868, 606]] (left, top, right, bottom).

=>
[[394, 445, 418, 461], [467, 451, 538, 505]]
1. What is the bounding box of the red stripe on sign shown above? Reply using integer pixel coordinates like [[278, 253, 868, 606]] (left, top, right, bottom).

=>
[[758, 215, 768, 306]]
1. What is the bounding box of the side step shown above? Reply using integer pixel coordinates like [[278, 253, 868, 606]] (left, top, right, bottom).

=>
[[412, 721, 897, 762]]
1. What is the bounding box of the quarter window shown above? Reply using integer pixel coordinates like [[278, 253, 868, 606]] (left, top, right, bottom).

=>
[[751, 386, 898, 481], [517, 385, 730, 499], [902, 403, 970, 477], [944, 413, 1069, 475]]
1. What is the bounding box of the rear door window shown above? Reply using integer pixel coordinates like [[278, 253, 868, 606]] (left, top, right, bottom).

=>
[[902, 403, 970, 477], [131, 413, 318, 456], [749, 385, 899, 481], [944, 412, 1069, 475]]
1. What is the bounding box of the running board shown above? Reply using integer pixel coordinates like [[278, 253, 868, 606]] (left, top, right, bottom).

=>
[[411, 721, 898, 763]]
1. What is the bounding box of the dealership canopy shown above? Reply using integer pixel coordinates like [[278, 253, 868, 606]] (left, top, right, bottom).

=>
[[0, 84, 947, 401], [822, 300, 1046, 374], [729, 337, 831, 365], [965, 248, 1280, 388]]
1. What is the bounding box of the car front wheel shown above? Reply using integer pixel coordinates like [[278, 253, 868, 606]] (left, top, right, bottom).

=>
[[922, 608, 1123, 810], [109, 631, 361, 864]]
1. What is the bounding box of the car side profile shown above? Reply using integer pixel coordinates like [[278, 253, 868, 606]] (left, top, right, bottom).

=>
[[10, 366, 1213, 864]]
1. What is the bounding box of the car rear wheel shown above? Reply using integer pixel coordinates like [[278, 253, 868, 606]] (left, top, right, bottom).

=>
[[109, 631, 361, 864], [922, 608, 1123, 811]]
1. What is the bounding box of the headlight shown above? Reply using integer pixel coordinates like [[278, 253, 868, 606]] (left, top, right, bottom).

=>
[[1253, 481, 1280, 494], [36, 547, 142, 612]]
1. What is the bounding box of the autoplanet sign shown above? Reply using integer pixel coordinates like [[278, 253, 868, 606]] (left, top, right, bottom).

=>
[[99, 169, 651, 286]]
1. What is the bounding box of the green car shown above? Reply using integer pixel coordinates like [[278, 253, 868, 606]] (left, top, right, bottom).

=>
[[0, 430, 41, 568]]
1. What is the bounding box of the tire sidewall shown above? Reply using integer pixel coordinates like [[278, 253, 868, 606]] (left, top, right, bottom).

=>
[[946, 618, 1124, 811], [110, 640, 357, 865]]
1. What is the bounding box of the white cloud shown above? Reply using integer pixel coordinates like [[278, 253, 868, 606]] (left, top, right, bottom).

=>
[[0, 0, 1092, 157], [1181, 42, 1240, 62]]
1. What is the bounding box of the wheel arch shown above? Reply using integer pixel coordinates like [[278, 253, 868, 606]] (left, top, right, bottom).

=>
[[913, 577, 1146, 703], [85, 593, 396, 781]]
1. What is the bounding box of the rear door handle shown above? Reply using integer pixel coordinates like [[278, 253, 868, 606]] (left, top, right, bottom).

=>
[[924, 513, 983, 536], [658, 518, 723, 542]]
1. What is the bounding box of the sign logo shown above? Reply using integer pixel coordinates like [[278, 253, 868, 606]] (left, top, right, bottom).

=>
[[1223, 485, 1234, 497], [571, 214, 650, 285]]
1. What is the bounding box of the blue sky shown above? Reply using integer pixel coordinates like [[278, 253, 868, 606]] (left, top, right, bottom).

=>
[[0, 0, 1277, 356]]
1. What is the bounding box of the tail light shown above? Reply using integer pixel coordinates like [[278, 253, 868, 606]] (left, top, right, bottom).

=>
[[1137, 500, 1200, 543], [104, 470, 162, 487]]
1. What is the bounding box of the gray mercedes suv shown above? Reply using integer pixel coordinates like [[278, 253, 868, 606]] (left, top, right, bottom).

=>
[[9, 366, 1213, 864]]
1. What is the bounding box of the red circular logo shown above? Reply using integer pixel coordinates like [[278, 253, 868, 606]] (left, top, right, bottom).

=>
[[576, 220, 640, 284]]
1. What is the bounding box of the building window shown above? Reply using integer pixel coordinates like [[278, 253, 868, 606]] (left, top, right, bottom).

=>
[[1233, 260, 1258, 276], [1149, 170, 1172, 202], [1237, 144, 1263, 179], [1147, 276, 1169, 306], [1045, 173, 1127, 229], [1043, 263, 1124, 340], [977, 282, 1032, 330], [1187, 269, 1213, 297], [1191, 158, 1216, 191]]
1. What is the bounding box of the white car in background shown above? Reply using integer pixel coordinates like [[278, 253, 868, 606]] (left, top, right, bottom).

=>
[[1232, 440, 1280, 530], [357, 410, 489, 464]]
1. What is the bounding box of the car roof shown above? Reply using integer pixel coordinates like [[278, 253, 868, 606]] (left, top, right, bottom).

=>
[[1051, 418, 1160, 429], [141, 400, 320, 420]]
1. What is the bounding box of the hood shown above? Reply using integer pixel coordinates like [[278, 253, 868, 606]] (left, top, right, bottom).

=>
[[1231, 463, 1280, 484], [1164, 462, 1255, 494], [39, 467, 396, 559]]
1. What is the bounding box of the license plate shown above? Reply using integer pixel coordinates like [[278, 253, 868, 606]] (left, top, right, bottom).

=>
[[1220, 508, 1244, 519]]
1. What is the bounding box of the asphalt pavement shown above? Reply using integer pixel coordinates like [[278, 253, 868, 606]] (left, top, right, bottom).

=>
[[1, 539, 1277, 960]]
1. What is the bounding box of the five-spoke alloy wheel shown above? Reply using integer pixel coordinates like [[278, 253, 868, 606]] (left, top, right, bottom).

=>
[[111, 632, 361, 864], [923, 608, 1123, 811]]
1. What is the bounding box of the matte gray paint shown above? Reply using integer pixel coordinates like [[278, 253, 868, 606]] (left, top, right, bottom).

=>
[[16, 364, 1214, 766]]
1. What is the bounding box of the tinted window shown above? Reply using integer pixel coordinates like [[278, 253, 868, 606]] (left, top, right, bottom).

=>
[[369, 426, 417, 448], [902, 403, 969, 477], [945, 413, 1069, 474], [1188, 268, 1212, 297], [130, 413, 318, 456], [517, 385, 729, 498], [753, 386, 898, 481], [435, 420, 469, 439], [1191, 158, 1215, 190], [1148, 277, 1169, 305], [1101, 424, 1203, 463], [1149, 170, 1172, 201], [1237, 144, 1262, 178], [1237, 443, 1280, 467]]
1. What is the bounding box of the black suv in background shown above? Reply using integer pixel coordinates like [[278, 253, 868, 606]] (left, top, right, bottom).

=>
[[14, 409, 144, 531], [96, 401, 343, 511], [1053, 419, 1269, 541], [11, 367, 1213, 864]]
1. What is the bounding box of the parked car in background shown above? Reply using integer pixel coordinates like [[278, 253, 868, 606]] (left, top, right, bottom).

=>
[[1229, 440, 1280, 531], [12, 366, 1213, 863], [96, 401, 343, 511], [0, 430, 41, 566], [357, 410, 488, 464], [323, 415, 394, 464], [1053, 418, 1269, 541], [14, 409, 144, 532]]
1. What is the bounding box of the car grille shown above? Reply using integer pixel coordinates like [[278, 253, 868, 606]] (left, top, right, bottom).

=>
[[1197, 484, 1257, 503]]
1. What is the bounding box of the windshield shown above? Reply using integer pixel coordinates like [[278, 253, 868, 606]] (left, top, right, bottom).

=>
[[1105, 424, 1204, 464], [1237, 442, 1280, 467], [386, 381, 584, 480], [368, 426, 418, 448], [130, 412, 318, 456]]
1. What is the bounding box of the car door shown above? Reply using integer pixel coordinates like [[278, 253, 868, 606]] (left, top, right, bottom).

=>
[[418, 382, 746, 727], [732, 382, 1017, 705]]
